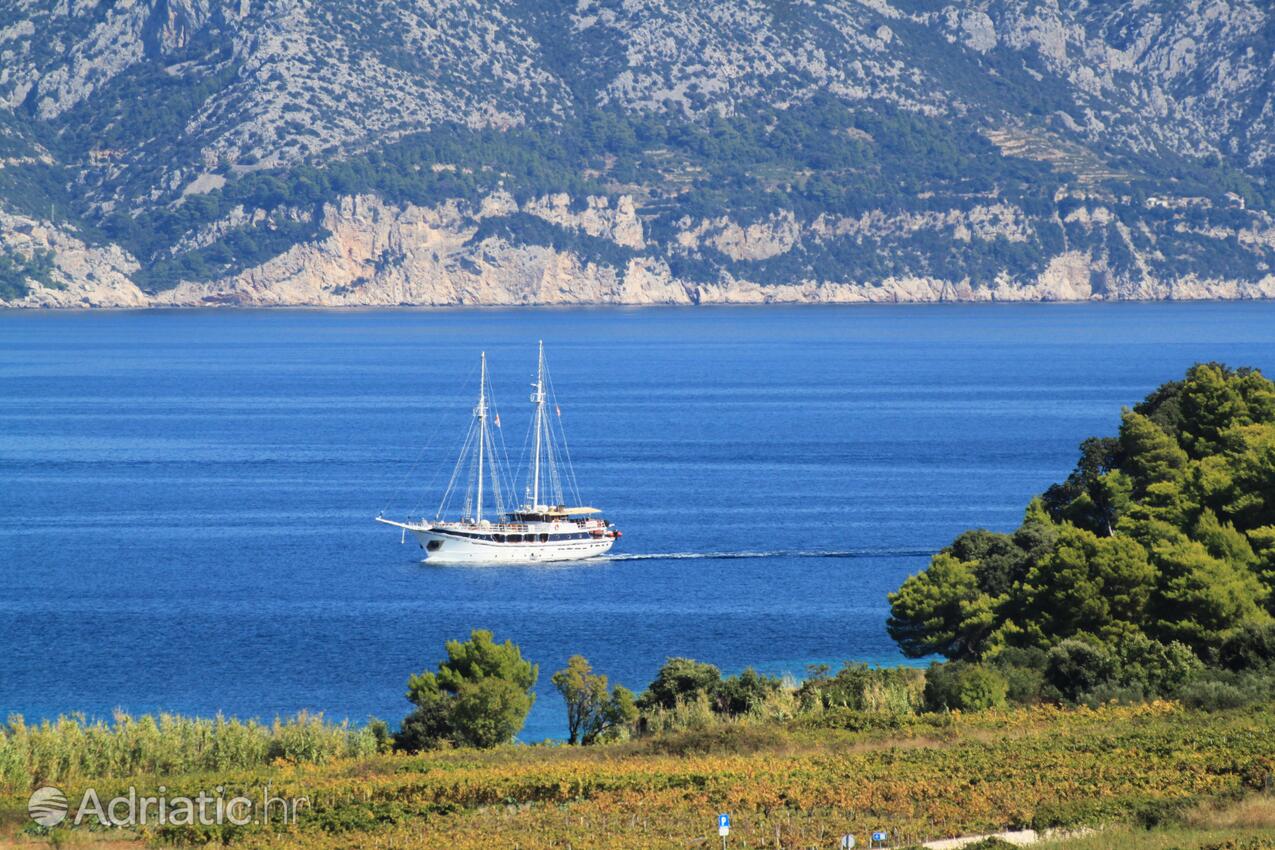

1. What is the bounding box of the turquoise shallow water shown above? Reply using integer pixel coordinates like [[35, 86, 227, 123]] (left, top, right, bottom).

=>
[[1, 302, 1273, 740]]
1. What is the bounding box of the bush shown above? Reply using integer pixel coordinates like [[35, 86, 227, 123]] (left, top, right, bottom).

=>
[[924, 662, 1009, 712], [366, 718, 393, 753], [800, 663, 926, 715], [1177, 680, 1251, 711], [795, 707, 911, 733], [1219, 623, 1275, 671], [1175, 668, 1275, 711], [1044, 638, 1119, 702], [639, 721, 791, 757], [714, 668, 783, 717], [1117, 634, 1204, 696], [636, 691, 717, 736], [637, 658, 722, 711], [988, 647, 1049, 704]]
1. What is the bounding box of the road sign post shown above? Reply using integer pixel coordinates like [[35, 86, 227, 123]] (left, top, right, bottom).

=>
[[717, 813, 731, 850], [840, 834, 856, 849]]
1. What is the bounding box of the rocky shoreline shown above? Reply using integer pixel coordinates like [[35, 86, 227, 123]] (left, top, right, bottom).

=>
[[4, 193, 1274, 310]]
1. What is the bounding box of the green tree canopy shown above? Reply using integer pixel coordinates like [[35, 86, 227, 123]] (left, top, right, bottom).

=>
[[551, 655, 637, 745], [887, 552, 999, 660], [888, 363, 1275, 675], [397, 630, 538, 751], [1017, 523, 1155, 647]]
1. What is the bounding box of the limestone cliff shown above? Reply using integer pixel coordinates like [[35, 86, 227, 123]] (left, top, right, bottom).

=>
[[9, 192, 1273, 308]]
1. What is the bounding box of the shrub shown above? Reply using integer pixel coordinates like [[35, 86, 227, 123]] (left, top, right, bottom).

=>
[[801, 663, 926, 715], [1175, 669, 1275, 711], [637, 658, 721, 711], [714, 668, 783, 717], [366, 718, 393, 753], [1219, 623, 1275, 671], [639, 720, 792, 757], [988, 648, 1050, 704], [636, 691, 717, 736], [924, 662, 1009, 712], [1044, 638, 1119, 702], [1178, 680, 1251, 711], [1116, 634, 1204, 696]]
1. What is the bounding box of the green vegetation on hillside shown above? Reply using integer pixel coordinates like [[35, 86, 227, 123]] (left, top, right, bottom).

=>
[[87, 97, 1073, 290], [14, 91, 1269, 294], [0, 247, 55, 301], [889, 363, 1275, 707]]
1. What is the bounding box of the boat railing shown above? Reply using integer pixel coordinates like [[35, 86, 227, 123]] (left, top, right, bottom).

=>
[[437, 518, 603, 531]]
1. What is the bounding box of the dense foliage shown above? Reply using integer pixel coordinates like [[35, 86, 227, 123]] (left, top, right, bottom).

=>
[[889, 363, 1275, 705], [396, 630, 539, 751]]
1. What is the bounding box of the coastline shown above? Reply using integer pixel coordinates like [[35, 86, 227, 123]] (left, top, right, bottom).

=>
[[5, 291, 1275, 312]]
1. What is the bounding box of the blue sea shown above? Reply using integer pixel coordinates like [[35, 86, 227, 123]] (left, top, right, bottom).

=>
[[2, 303, 1273, 741]]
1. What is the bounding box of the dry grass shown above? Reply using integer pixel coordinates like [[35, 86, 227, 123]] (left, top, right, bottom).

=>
[[1185, 794, 1275, 831], [0, 830, 142, 850], [1041, 826, 1275, 850], [1037, 796, 1275, 850]]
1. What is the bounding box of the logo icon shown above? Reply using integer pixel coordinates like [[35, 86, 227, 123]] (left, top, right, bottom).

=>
[[28, 786, 68, 827]]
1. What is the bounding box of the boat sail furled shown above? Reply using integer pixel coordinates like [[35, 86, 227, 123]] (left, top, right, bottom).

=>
[[377, 343, 620, 563]]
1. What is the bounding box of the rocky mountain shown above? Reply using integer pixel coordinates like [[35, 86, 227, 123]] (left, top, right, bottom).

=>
[[0, 0, 1272, 307]]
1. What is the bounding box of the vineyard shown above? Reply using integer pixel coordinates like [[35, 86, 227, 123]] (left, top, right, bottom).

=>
[[3, 703, 1274, 849]]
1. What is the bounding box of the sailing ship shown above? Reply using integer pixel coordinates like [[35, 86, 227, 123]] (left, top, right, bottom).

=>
[[376, 343, 621, 563]]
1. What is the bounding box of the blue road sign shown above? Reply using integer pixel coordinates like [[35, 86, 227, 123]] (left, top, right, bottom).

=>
[[718, 813, 731, 829], [871, 831, 888, 842]]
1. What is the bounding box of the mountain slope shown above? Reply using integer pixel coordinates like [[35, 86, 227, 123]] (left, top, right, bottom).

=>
[[0, 0, 1272, 307]]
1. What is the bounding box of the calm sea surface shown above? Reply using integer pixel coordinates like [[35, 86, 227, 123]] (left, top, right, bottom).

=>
[[2, 303, 1273, 740]]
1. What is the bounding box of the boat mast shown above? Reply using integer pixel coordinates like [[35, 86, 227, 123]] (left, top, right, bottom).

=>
[[475, 351, 487, 523], [531, 340, 545, 510]]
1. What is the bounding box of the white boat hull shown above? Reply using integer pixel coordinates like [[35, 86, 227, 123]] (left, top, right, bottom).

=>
[[410, 528, 614, 563]]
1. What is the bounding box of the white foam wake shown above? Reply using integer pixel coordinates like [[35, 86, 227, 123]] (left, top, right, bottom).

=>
[[602, 548, 932, 561]]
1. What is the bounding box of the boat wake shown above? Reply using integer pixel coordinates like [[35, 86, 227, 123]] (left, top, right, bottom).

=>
[[603, 548, 932, 561]]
